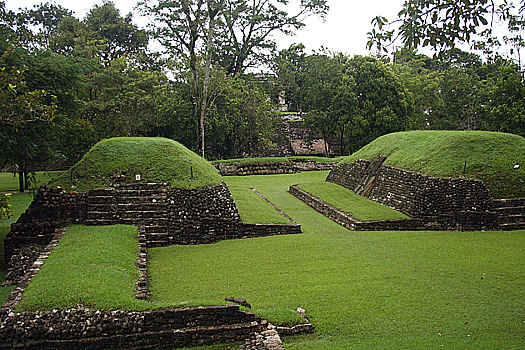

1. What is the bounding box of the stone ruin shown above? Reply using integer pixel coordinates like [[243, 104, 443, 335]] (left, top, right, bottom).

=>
[[291, 156, 525, 231]]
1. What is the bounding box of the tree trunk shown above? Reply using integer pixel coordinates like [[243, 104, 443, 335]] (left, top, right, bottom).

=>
[[199, 2, 220, 159], [18, 163, 25, 193]]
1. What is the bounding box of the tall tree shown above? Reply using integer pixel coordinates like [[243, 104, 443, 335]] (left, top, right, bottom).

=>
[[215, 0, 329, 75], [139, 0, 328, 157]]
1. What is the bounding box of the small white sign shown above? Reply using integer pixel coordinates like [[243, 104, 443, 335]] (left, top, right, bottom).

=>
[[135, 174, 141, 180], [514, 164, 520, 169]]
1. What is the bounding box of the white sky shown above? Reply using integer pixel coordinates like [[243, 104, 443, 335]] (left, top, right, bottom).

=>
[[4, 0, 407, 56]]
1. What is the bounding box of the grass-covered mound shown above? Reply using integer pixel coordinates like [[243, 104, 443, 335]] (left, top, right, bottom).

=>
[[51, 137, 222, 191], [342, 131, 525, 199]]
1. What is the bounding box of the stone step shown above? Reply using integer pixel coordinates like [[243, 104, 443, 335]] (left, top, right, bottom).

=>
[[119, 210, 169, 219], [87, 196, 117, 204], [146, 241, 169, 248], [85, 211, 117, 218], [493, 206, 525, 215], [87, 204, 117, 212], [497, 214, 525, 224], [117, 183, 168, 190], [116, 203, 169, 210], [117, 218, 169, 226], [493, 198, 525, 208], [143, 225, 169, 233], [84, 219, 119, 226], [115, 197, 168, 204], [498, 222, 525, 231]]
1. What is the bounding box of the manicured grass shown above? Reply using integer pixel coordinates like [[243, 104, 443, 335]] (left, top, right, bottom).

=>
[[15, 225, 152, 311], [0, 171, 63, 192], [51, 137, 222, 191], [342, 130, 525, 199], [296, 182, 408, 221], [147, 172, 525, 350], [229, 187, 291, 225]]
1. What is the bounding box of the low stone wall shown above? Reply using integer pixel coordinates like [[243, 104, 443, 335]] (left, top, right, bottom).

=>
[[4, 187, 87, 262], [0, 305, 262, 350], [327, 160, 495, 218], [5, 183, 302, 262], [289, 185, 499, 231], [215, 160, 336, 176]]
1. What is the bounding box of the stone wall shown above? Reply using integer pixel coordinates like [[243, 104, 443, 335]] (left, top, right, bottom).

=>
[[4, 187, 87, 262], [0, 305, 262, 350], [326, 160, 495, 218], [215, 160, 336, 176], [289, 185, 499, 232], [5, 183, 301, 262]]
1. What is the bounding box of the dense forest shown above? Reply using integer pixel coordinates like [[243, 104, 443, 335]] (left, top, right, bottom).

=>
[[1, 0, 525, 191]]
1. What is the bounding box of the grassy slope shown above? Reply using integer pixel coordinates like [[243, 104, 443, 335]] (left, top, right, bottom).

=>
[[147, 171, 525, 350], [296, 182, 408, 221], [15, 225, 152, 311], [51, 137, 222, 191], [342, 130, 525, 199], [229, 187, 291, 225]]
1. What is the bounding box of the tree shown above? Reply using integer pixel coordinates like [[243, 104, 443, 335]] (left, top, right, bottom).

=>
[[215, 0, 329, 75], [342, 56, 413, 152], [275, 43, 308, 112], [139, 0, 328, 157], [487, 63, 525, 136], [367, 0, 513, 55]]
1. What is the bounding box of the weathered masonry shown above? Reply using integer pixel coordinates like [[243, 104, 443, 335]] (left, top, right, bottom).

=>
[[5, 182, 301, 263], [320, 158, 500, 231]]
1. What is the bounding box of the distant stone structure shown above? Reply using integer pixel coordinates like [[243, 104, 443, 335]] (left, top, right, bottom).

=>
[[263, 113, 344, 157]]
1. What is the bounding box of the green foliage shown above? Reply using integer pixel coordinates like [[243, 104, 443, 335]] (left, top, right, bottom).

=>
[[149, 171, 525, 349], [367, 0, 505, 55], [229, 187, 291, 225], [15, 225, 151, 311], [50, 137, 222, 191], [342, 130, 525, 199], [487, 63, 525, 135], [0, 193, 10, 221], [296, 182, 408, 221]]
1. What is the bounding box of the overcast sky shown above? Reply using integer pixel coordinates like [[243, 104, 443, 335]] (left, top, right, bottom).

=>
[[4, 0, 407, 56]]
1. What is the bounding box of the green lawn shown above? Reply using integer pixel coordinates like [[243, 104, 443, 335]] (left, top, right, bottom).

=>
[[15, 225, 152, 311], [147, 171, 525, 349], [2, 170, 524, 349], [229, 187, 292, 225], [0, 171, 63, 192], [296, 182, 408, 221]]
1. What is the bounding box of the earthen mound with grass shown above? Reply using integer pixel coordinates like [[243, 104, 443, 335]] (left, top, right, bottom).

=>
[[51, 137, 222, 191]]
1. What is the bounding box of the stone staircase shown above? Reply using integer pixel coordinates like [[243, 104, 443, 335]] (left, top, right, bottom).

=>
[[84, 183, 170, 246], [354, 156, 386, 198], [493, 198, 525, 230]]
